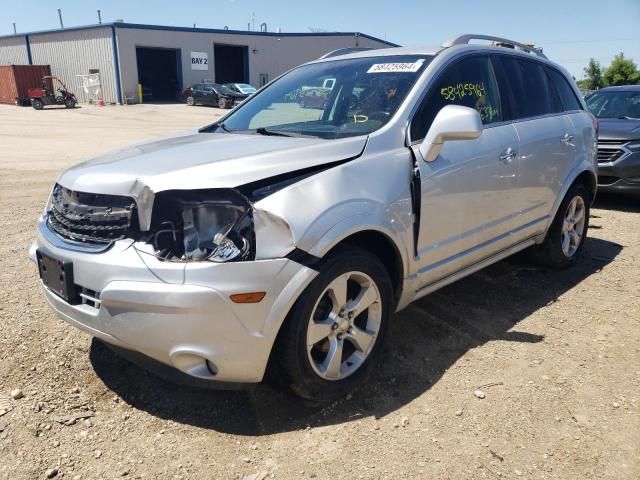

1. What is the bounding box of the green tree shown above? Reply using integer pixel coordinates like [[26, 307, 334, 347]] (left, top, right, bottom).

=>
[[603, 53, 640, 86], [581, 58, 604, 90]]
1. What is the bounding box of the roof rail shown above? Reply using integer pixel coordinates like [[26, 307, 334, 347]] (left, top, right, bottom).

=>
[[319, 47, 375, 59], [442, 34, 547, 59]]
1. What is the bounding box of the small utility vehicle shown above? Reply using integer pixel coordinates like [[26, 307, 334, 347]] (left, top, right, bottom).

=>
[[28, 76, 77, 110]]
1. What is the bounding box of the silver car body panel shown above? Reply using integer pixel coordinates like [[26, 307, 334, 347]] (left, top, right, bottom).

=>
[[57, 132, 368, 232], [31, 42, 597, 383]]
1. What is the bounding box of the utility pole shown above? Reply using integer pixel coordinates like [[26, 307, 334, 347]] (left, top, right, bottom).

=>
[[57, 9, 64, 29], [97, 10, 102, 24], [12, 23, 17, 34]]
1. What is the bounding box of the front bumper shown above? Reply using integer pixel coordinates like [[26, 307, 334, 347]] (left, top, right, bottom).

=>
[[597, 149, 640, 195], [31, 218, 317, 383]]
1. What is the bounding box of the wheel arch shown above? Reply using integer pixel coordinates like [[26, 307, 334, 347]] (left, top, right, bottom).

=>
[[544, 164, 597, 239], [575, 169, 597, 204], [322, 229, 405, 307]]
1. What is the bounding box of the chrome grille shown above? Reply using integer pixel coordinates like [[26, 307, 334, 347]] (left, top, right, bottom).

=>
[[597, 140, 627, 164], [46, 184, 136, 245]]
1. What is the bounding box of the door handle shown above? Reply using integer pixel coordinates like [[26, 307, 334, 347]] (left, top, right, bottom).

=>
[[560, 133, 574, 144], [499, 147, 516, 164]]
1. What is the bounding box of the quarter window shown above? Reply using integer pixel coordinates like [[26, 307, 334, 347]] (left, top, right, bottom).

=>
[[547, 68, 582, 112], [411, 56, 502, 142]]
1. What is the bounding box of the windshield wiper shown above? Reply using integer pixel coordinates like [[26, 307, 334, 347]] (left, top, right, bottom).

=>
[[255, 127, 317, 138], [217, 123, 233, 133], [617, 116, 640, 120]]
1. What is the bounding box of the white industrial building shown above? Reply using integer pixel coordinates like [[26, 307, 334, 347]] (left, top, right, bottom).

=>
[[0, 22, 396, 104]]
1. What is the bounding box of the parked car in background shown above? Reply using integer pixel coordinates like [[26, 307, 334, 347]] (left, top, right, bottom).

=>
[[183, 83, 247, 108], [298, 77, 336, 109], [32, 34, 597, 403], [224, 83, 257, 95], [586, 85, 640, 197]]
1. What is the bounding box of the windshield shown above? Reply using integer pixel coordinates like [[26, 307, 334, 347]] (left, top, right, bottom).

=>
[[217, 55, 432, 139], [586, 90, 640, 119]]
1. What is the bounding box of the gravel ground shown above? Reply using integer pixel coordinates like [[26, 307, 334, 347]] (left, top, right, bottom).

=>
[[0, 103, 638, 480]]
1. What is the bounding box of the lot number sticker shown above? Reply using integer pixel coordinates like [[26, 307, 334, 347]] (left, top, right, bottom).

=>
[[191, 52, 208, 70], [367, 59, 425, 73]]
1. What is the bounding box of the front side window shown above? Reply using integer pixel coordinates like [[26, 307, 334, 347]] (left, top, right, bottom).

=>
[[219, 55, 432, 139], [410, 55, 502, 142], [586, 90, 640, 119]]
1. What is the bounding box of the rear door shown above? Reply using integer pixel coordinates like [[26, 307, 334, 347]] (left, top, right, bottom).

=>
[[546, 66, 594, 177], [191, 84, 205, 103], [202, 85, 218, 105], [493, 55, 576, 231], [409, 54, 521, 287]]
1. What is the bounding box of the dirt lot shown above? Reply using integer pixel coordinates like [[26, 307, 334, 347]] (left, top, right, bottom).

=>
[[0, 103, 638, 480]]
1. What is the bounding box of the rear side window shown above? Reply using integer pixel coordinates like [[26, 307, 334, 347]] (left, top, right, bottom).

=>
[[547, 68, 582, 111], [410, 55, 502, 142], [494, 56, 561, 119]]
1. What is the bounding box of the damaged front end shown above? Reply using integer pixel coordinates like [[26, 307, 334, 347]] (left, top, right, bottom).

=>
[[45, 183, 296, 263], [145, 189, 256, 262], [46, 184, 138, 248]]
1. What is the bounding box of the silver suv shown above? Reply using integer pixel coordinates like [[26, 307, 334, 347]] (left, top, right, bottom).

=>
[[31, 35, 597, 402]]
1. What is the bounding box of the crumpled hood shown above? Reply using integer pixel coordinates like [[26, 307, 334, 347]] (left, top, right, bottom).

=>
[[58, 131, 367, 194], [56, 130, 367, 230], [597, 118, 640, 141]]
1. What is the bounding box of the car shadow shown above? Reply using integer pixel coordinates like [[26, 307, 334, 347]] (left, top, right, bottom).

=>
[[31, 105, 83, 111], [89, 236, 622, 436], [593, 192, 640, 213]]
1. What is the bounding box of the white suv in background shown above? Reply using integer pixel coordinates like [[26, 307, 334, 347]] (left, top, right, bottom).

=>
[[32, 34, 597, 402]]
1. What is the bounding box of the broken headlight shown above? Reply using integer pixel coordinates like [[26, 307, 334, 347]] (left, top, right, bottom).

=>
[[150, 190, 255, 262]]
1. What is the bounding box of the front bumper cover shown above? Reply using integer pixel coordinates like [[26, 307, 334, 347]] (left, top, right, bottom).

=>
[[31, 217, 317, 383], [597, 148, 640, 195]]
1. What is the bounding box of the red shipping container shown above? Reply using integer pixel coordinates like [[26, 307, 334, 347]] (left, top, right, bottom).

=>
[[0, 65, 52, 105]]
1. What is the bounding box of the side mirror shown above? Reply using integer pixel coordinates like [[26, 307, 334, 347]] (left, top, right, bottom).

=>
[[419, 105, 483, 162]]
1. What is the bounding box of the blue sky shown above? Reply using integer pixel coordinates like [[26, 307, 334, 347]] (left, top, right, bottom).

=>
[[3, 0, 639, 79]]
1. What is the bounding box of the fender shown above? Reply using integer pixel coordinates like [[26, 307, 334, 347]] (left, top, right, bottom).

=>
[[303, 211, 415, 310]]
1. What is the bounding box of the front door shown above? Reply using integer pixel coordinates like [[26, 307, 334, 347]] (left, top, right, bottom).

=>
[[409, 55, 521, 288]]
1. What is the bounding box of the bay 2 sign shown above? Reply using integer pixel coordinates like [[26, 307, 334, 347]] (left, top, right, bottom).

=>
[[191, 52, 208, 71]]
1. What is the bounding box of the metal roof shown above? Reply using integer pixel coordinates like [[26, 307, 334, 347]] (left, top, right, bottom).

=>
[[0, 22, 400, 47]]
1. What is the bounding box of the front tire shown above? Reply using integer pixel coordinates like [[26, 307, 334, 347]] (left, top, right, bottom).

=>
[[275, 247, 393, 403], [186, 96, 195, 106], [64, 97, 76, 108], [532, 183, 590, 268]]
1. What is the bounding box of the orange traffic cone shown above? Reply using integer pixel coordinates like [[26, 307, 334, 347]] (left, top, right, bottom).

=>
[[98, 94, 105, 107]]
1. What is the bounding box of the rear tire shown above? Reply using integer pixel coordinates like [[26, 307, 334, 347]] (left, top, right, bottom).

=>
[[274, 247, 393, 404], [532, 183, 590, 269], [32, 99, 44, 110]]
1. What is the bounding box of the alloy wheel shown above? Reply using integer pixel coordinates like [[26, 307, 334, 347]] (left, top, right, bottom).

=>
[[561, 195, 586, 258], [306, 271, 382, 381]]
